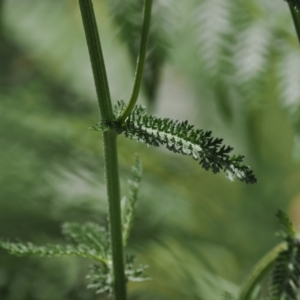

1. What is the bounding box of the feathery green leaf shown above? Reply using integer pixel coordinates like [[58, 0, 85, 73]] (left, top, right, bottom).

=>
[[122, 155, 143, 246], [87, 254, 149, 296], [62, 222, 110, 257], [269, 239, 300, 300], [276, 210, 296, 239], [268, 212, 300, 300], [87, 263, 113, 296], [0, 240, 105, 262], [124, 254, 149, 283], [1, 220, 148, 296], [92, 101, 257, 184]]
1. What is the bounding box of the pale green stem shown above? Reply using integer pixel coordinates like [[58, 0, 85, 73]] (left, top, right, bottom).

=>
[[78, 0, 113, 121], [289, 4, 300, 46], [118, 0, 153, 124], [78, 0, 126, 299], [0, 0, 3, 34], [103, 131, 126, 298], [238, 242, 287, 300]]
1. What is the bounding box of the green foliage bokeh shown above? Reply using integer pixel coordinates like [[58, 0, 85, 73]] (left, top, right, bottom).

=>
[[1, 0, 300, 299]]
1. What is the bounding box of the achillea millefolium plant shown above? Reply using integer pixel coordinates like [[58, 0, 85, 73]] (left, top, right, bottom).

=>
[[1, 0, 300, 299]]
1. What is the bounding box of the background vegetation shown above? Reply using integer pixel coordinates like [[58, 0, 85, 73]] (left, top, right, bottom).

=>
[[1, 0, 300, 299]]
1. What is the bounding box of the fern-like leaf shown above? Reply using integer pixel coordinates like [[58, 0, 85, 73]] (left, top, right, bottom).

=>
[[268, 211, 300, 300], [277, 49, 300, 114], [194, 0, 233, 76], [100, 101, 256, 184], [269, 240, 300, 300], [121, 155, 143, 246], [234, 20, 272, 86], [62, 222, 110, 258], [124, 254, 149, 283], [277, 209, 296, 239], [0, 240, 105, 262], [87, 254, 149, 296], [0, 222, 109, 262], [87, 263, 113, 296], [1, 220, 148, 296]]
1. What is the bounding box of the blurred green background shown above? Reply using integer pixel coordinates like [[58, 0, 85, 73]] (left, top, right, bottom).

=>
[[1, 0, 300, 299]]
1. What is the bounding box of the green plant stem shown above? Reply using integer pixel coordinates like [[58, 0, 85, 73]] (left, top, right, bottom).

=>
[[118, 0, 153, 124], [103, 131, 126, 298], [289, 4, 300, 46], [78, 0, 113, 122], [0, 0, 4, 37], [238, 242, 287, 300], [78, 0, 126, 298]]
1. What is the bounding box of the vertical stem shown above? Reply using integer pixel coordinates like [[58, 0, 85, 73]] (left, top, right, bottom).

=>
[[78, 0, 113, 122], [289, 4, 300, 46], [118, 0, 153, 124], [78, 0, 126, 298], [0, 0, 4, 38], [103, 130, 126, 298]]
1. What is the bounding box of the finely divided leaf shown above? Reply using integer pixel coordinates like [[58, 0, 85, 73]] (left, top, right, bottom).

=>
[[1, 221, 148, 295], [269, 241, 300, 300], [104, 101, 256, 184], [121, 155, 143, 246], [87, 254, 149, 296], [0, 240, 105, 261], [124, 254, 149, 283], [0, 222, 110, 263], [62, 222, 109, 257], [268, 212, 300, 300], [87, 263, 113, 296], [276, 210, 296, 239]]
